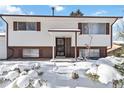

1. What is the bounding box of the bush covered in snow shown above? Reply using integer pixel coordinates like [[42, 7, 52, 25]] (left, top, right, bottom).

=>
[[86, 63, 123, 85], [28, 70, 38, 78], [32, 79, 42, 88], [5, 71, 19, 81], [16, 75, 30, 88], [0, 65, 11, 75], [97, 64, 123, 84]]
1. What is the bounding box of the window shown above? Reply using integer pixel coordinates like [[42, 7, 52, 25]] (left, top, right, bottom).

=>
[[18, 22, 26, 30], [79, 49, 100, 58], [80, 23, 107, 34], [14, 22, 40, 31], [23, 49, 39, 57]]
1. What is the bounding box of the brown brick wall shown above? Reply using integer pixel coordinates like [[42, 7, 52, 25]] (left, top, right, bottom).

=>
[[7, 47, 107, 59]]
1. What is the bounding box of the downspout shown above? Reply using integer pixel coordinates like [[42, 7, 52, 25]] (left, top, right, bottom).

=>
[[109, 18, 119, 49]]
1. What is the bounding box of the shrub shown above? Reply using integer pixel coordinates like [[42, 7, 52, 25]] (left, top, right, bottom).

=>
[[114, 52, 121, 57], [114, 64, 124, 76], [112, 79, 124, 88], [71, 72, 79, 79], [86, 73, 99, 81]]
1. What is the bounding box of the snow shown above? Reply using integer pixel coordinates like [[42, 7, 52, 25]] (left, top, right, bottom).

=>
[[11, 64, 31, 72], [5, 71, 19, 81], [16, 75, 30, 88], [0, 65, 11, 75], [6, 79, 18, 88], [86, 65, 98, 75], [32, 79, 41, 88], [0, 56, 124, 88], [28, 70, 38, 78], [20, 71, 27, 76], [97, 64, 123, 84], [96, 56, 123, 66]]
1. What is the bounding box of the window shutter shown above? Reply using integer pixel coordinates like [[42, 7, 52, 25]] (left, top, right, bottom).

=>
[[106, 23, 109, 34], [78, 23, 82, 34], [37, 22, 41, 31], [13, 22, 17, 31]]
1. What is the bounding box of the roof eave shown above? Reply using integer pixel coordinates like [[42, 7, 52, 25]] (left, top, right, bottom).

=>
[[0, 14, 123, 19]]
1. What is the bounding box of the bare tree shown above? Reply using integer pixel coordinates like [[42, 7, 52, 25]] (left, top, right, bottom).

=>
[[114, 19, 124, 40], [84, 35, 93, 60]]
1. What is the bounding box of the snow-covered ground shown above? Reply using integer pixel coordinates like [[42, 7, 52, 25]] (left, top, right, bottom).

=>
[[0, 56, 124, 88]]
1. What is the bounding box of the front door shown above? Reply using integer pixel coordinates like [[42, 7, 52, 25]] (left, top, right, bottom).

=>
[[56, 38, 65, 56]]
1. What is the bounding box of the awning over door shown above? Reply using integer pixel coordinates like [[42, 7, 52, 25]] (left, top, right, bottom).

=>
[[48, 29, 80, 32]]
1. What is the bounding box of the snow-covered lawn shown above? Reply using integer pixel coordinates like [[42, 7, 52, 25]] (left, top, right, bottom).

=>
[[0, 56, 124, 88]]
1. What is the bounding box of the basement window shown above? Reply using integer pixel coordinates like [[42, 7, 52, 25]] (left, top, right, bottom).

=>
[[23, 49, 39, 57], [79, 49, 100, 58]]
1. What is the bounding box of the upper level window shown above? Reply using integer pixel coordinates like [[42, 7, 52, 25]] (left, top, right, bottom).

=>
[[13, 22, 41, 31], [78, 23, 109, 35]]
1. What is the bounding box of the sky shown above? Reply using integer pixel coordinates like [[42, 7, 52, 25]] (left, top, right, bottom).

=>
[[0, 5, 124, 16], [0, 5, 124, 40]]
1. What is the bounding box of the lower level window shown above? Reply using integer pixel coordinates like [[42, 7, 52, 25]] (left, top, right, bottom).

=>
[[23, 49, 39, 57], [79, 49, 100, 58]]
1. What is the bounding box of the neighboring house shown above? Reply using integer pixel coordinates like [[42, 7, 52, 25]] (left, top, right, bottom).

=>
[[0, 14, 122, 60], [0, 33, 7, 59], [107, 43, 123, 56]]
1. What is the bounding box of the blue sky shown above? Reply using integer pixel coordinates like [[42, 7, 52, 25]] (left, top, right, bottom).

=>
[[0, 5, 123, 17], [12, 5, 124, 16]]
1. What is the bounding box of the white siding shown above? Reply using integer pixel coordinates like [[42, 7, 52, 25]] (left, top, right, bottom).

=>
[[2, 16, 116, 47], [77, 35, 111, 47], [0, 36, 7, 59]]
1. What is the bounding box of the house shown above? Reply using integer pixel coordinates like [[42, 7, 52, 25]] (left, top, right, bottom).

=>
[[0, 14, 122, 60]]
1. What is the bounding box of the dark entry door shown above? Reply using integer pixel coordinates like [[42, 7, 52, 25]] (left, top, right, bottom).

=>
[[56, 38, 65, 56]]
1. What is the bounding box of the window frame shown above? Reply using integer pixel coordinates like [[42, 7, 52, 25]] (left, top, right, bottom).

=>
[[79, 49, 100, 58], [79, 23, 108, 35], [13, 21, 40, 31]]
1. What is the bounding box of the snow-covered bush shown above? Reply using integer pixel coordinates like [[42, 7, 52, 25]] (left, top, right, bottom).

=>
[[0, 65, 11, 75], [32, 79, 42, 88], [28, 70, 38, 78], [31, 63, 41, 69], [11, 64, 31, 72], [86, 65, 99, 81], [20, 71, 27, 76], [6, 79, 18, 88], [5, 71, 19, 81], [16, 75, 30, 88], [96, 56, 123, 66], [86, 65, 98, 75], [97, 64, 123, 84]]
